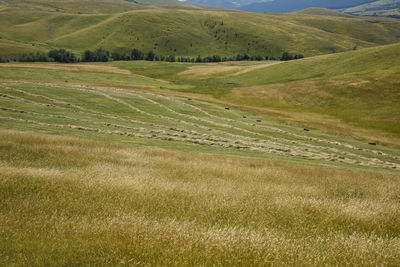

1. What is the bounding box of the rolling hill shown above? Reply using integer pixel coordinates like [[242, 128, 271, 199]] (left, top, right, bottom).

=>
[[2, 0, 203, 13], [106, 43, 400, 146], [1, 3, 400, 59]]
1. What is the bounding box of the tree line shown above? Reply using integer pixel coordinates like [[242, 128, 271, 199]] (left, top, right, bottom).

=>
[[13, 48, 304, 63], [18, 49, 77, 63]]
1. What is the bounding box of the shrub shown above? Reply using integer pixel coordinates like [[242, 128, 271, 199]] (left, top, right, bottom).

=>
[[48, 49, 77, 63], [19, 52, 52, 62]]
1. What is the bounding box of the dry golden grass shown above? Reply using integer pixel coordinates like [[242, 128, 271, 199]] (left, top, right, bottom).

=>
[[179, 61, 282, 78], [1, 130, 400, 265], [0, 63, 132, 75]]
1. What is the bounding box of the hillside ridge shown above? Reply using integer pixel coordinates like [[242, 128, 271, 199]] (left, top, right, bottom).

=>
[[1, 5, 400, 59]]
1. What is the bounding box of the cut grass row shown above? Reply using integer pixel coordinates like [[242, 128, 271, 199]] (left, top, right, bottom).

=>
[[1, 42, 399, 148], [1, 81, 399, 171], [107, 44, 400, 145]]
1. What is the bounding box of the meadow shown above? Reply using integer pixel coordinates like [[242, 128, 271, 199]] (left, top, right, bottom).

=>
[[1, 130, 400, 266], [108, 43, 400, 145], [0, 61, 400, 265], [1, 1, 400, 265]]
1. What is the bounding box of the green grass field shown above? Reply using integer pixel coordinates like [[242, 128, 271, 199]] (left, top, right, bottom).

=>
[[1, 1, 400, 265]]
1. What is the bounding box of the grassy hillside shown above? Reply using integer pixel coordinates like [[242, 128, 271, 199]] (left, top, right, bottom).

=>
[[3, 42, 397, 145], [1, 4, 400, 58], [0, 39, 48, 60], [222, 43, 400, 138], [2, 0, 200, 13], [2, 44, 397, 144], [1, 77, 399, 170], [95, 43, 399, 147], [0, 65, 400, 265]]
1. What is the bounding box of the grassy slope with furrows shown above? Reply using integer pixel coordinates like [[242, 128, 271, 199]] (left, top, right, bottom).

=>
[[0, 76, 399, 170], [104, 43, 400, 145], [2, 43, 398, 145]]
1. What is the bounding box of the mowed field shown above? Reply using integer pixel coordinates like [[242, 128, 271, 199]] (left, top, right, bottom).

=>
[[1, 57, 400, 265], [108, 43, 400, 147]]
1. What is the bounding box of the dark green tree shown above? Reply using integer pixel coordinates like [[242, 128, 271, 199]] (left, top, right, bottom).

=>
[[82, 50, 95, 62], [95, 48, 109, 62], [145, 51, 155, 61], [281, 51, 293, 61], [131, 48, 143, 60], [195, 55, 202, 63], [48, 49, 77, 63], [167, 55, 176, 62]]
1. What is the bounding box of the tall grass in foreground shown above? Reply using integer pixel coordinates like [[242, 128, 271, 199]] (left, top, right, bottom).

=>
[[1, 130, 400, 265]]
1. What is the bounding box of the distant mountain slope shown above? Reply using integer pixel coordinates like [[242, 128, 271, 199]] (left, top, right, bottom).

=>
[[1, 5, 400, 59], [342, 0, 400, 17], [183, 0, 378, 12], [183, 0, 270, 9], [294, 8, 354, 17], [239, 0, 377, 13]]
